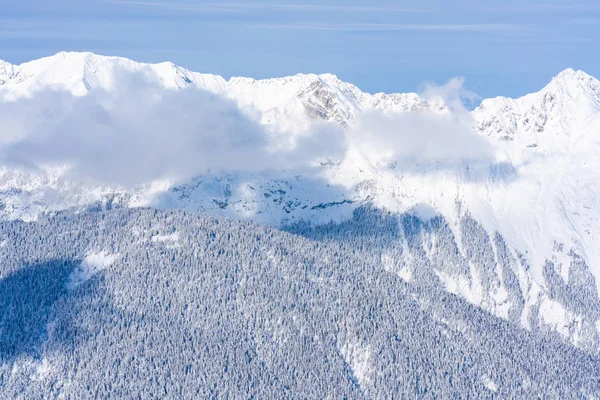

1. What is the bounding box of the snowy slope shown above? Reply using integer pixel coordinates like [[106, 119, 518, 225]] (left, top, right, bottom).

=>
[[474, 68, 600, 141], [471, 69, 600, 282], [0, 52, 228, 99], [1, 52, 600, 352]]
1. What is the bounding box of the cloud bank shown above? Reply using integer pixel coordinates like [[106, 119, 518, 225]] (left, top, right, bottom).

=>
[[348, 77, 495, 169], [0, 70, 496, 187], [0, 70, 346, 186]]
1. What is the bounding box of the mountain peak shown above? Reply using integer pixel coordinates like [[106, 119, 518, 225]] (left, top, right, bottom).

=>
[[316, 72, 340, 83], [553, 67, 590, 80], [548, 68, 598, 92], [543, 67, 600, 109], [474, 67, 600, 140], [54, 50, 93, 58], [22, 51, 94, 68], [0, 52, 228, 97], [0, 59, 17, 82]]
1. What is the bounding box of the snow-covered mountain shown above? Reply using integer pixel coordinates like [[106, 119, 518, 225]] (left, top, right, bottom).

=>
[[0, 52, 227, 98], [474, 68, 600, 141], [0, 51, 445, 123], [2, 52, 600, 354]]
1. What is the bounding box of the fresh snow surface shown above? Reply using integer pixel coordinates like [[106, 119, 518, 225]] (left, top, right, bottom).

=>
[[151, 232, 179, 243], [66, 251, 117, 290]]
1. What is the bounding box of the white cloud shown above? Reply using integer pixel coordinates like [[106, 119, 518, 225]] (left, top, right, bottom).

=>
[[348, 111, 494, 169], [348, 78, 494, 170], [420, 77, 479, 112], [0, 69, 497, 187], [0, 69, 346, 187]]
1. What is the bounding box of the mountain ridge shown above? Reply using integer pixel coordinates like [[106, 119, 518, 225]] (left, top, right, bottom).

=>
[[3, 51, 598, 137], [2, 52, 597, 139], [1, 51, 596, 111]]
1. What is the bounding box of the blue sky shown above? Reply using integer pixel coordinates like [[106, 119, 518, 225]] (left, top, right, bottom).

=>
[[1, 0, 599, 99]]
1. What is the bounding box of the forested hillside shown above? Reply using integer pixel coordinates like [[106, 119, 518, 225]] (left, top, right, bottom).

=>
[[1, 208, 598, 398], [289, 206, 600, 354]]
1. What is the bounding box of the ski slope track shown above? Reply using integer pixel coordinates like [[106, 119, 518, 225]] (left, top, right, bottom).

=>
[[2, 52, 600, 353]]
